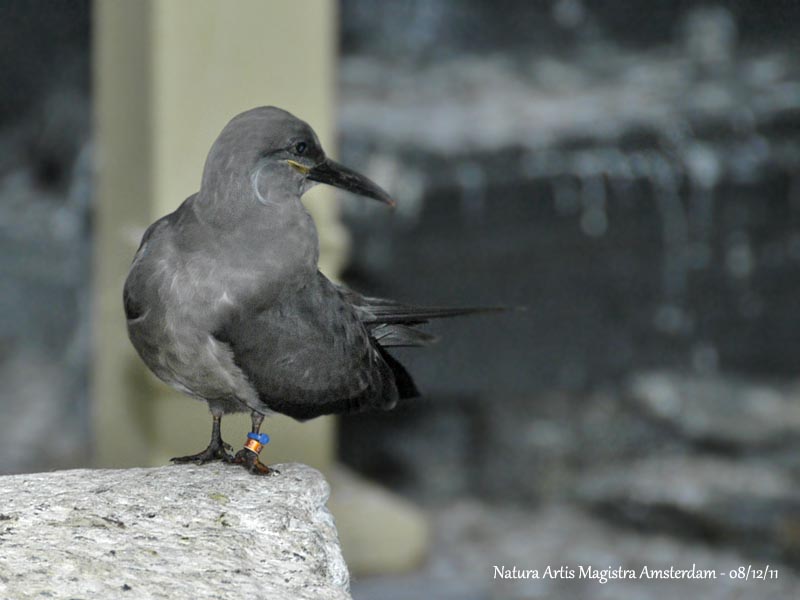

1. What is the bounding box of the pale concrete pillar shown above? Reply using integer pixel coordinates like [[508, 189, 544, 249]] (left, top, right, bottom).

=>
[[93, 0, 344, 470]]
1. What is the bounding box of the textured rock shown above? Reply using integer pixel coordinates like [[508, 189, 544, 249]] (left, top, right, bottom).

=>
[[0, 463, 350, 600]]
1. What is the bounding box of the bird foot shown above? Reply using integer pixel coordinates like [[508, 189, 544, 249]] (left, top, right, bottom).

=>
[[171, 442, 234, 465], [232, 448, 279, 476]]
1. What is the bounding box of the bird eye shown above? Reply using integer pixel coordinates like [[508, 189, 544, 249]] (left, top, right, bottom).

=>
[[294, 141, 307, 155]]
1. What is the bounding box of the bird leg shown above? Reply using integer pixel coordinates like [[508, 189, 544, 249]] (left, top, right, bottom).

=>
[[250, 411, 264, 434], [171, 414, 234, 464], [232, 411, 278, 476]]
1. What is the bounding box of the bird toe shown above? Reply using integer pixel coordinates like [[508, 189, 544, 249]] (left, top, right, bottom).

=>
[[170, 445, 234, 465], [249, 462, 279, 476], [231, 448, 278, 476]]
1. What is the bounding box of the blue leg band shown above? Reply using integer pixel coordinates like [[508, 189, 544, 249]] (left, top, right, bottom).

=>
[[247, 432, 270, 445]]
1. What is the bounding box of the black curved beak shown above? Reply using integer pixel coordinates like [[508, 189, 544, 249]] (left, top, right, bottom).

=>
[[304, 159, 395, 207]]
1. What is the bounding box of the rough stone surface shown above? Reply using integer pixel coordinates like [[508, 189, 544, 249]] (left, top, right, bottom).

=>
[[0, 463, 350, 600]]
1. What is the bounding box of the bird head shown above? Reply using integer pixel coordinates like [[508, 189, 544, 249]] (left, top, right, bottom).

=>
[[202, 106, 394, 208]]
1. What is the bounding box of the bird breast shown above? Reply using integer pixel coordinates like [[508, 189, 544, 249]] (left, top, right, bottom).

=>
[[128, 199, 320, 338]]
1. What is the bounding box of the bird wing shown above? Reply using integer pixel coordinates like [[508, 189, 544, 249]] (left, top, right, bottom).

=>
[[213, 272, 502, 420], [213, 271, 406, 420]]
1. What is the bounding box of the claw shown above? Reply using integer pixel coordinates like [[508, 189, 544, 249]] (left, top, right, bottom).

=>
[[171, 443, 233, 465], [231, 448, 279, 476], [172, 414, 234, 465]]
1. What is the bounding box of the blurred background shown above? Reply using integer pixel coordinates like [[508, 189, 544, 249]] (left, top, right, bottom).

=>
[[1, 1, 800, 598]]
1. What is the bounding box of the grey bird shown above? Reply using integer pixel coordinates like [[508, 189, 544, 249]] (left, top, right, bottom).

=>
[[124, 106, 494, 475]]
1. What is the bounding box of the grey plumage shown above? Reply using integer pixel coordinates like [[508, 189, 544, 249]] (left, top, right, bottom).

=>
[[123, 106, 493, 472]]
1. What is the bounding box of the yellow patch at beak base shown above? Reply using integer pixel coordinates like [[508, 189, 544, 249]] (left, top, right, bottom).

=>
[[286, 159, 311, 174]]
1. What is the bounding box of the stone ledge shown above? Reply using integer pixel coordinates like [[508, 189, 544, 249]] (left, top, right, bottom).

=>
[[0, 463, 350, 600]]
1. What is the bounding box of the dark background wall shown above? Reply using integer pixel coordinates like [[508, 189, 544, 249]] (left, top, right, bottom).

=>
[[338, 1, 800, 394], [0, 0, 91, 473], [342, 0, 800, 56], [335, 4, 800, 574], [0, 3, 799, 594]]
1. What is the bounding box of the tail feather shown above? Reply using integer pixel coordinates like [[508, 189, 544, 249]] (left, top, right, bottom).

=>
[[378, 346, 420, 400], [361, 302, 508, 325], [363, 301, 509, 348], [371, 323, 439, 347], [335, 278, 514, 351]]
